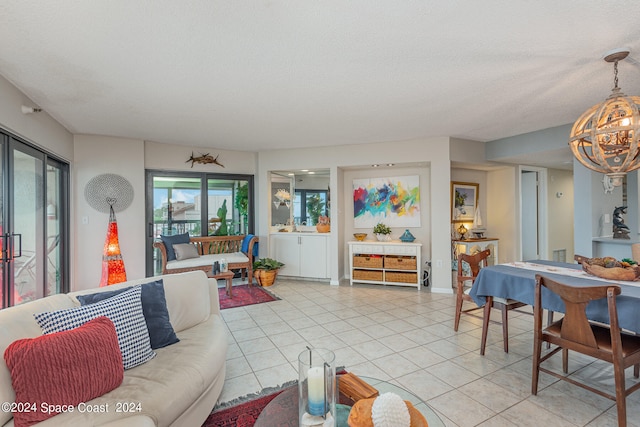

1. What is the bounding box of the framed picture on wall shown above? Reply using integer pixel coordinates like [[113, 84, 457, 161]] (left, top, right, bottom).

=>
[[353, 175, 421, 228], [451, 181, 478, 222]]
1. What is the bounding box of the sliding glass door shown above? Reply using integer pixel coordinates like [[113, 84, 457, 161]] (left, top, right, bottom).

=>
[[0, 133, 69, 308], [145, 171, 254, 276]]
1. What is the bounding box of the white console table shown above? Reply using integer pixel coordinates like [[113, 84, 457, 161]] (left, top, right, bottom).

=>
[[348, 241, 422, 289], [452, 238, 499, 266]]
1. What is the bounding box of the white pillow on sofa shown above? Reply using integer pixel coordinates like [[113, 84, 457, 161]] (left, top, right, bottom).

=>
[[161, 271, 211, 333], [34, 286, 156, 370]]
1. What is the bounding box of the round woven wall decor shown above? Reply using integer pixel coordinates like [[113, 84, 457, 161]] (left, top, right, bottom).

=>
[[84, 173, 134, 213]]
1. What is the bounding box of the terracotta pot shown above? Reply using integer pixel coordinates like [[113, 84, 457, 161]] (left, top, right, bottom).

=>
[[254, 269, 278, 286], [316, 224, 331, 233]]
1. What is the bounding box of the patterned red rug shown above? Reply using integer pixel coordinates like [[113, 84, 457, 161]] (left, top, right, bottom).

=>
[[218, 284, 279, 310], [203, 370, 348, 426], [202, 388, 286, 427]]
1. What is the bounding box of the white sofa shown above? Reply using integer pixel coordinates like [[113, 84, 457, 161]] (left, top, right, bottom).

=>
[[0, 270, 227, 427]]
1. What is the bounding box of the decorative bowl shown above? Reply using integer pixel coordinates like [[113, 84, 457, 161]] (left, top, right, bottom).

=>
[[353, 233, 367, 241]]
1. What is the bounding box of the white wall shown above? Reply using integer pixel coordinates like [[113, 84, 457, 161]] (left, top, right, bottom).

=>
[[74, 135, 146, 289], [487, 167, 518, 263], [144, 141, 257, 175], [547, 168, 574, 261], [0, 74, 74, 161], [590, 171, 622, 238], [258, 138, 452, 293]]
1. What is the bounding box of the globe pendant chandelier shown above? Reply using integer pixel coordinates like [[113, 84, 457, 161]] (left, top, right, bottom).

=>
[[569, 48, 640, 187]]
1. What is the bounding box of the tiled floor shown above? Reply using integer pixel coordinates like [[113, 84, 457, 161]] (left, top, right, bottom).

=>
[[217, 278, 640, 426]]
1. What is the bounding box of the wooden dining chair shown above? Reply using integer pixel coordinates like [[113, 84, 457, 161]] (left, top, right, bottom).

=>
[[532, 274, 640, 427], [454, 249, 526, 355]]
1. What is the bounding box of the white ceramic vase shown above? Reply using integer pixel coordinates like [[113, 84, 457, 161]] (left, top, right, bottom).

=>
[[375, 233, 392, 242]]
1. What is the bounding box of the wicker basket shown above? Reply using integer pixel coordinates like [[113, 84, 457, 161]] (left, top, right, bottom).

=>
[[254, 269, 278, 286], [353, 270, 383, 282], [384, 256, 417, 270], [353, 255, 383, 269], [385, 271, 418, 283]]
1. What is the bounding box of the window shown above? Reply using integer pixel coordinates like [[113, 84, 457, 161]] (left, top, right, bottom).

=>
[[146, 171, 254, 276], [294, 190, 328, 225]]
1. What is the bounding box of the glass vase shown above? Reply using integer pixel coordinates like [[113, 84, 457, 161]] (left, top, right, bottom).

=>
[[298, 347, 336, 427]]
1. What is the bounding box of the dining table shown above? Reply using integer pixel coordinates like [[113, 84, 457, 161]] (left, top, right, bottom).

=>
[[469, 260, 640, 334]]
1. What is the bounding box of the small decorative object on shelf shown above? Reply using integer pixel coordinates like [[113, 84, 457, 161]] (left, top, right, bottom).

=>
[[613, 206, 630, 239], [353, 233, 367, 241], [316, 215, 331, 233], [253, 257, 285, 287], [470, 205, 486, 238], [373, 223, 392, 241], [457, 224, 468, 240], [399, 229, 415, 242]]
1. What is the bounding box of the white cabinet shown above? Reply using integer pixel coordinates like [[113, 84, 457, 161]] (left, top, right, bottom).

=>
[[452, 238, 499, 266], [271, 233, 329, 279], [348, 241, 422, 289]]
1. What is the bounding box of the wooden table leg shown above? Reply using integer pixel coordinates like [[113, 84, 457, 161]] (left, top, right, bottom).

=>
[[226, 276, 233, 298]]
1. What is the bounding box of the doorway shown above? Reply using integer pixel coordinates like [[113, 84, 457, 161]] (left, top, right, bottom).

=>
[[0, 132, 69, 308], [519, 166, 548, 261]]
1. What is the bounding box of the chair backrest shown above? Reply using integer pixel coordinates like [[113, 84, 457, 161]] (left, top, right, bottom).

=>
[[457, 249, 490, 281], [535, 274, 621, 349]]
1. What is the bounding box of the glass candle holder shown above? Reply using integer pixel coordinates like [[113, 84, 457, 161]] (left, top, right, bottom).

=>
[[298, 347, 336, 427]]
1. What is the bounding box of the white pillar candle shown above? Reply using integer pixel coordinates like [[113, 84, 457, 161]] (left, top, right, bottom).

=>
[[307, 366, 325, 416]]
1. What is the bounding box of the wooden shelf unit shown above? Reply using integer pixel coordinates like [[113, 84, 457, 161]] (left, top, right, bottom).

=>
[[348, 241, 422, 289]]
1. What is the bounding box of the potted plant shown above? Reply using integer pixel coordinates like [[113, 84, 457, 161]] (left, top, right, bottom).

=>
[[253, 257, 285, 287], [373, 222, 392, 241], [316, 215, 330, 233]]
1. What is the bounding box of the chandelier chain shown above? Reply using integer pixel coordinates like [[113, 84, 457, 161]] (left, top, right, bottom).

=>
[[613, 60, 619, 90]]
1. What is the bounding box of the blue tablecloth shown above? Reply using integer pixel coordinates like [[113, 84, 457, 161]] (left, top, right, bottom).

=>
[[469, 260, 640, 334]]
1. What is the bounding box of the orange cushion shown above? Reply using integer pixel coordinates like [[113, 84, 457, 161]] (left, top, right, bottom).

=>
[[3, 316, 124, 426]]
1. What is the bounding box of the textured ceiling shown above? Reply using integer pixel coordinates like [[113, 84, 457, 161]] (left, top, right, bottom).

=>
[[2, 1, 640, 159]]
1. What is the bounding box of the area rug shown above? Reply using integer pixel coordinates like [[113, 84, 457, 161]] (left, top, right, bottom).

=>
[[218, 284, 279, 310], [203, 370, 348, 426], [202, 387, 289, 427]]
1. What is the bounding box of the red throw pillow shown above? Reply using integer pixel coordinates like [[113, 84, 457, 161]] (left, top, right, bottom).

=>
[[3, 316, 124, 426]]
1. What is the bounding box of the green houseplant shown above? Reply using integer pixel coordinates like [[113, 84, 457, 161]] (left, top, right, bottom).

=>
[[373, 222, 392, 241], [234, 183, 249, 234], [253, 257, 285, 287]]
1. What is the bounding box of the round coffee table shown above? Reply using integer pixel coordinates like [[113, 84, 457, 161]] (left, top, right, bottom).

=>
[[254, 375, 444, 427]]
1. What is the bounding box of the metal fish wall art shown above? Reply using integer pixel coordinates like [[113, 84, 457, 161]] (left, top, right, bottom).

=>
[[186, 152, 225, 168]]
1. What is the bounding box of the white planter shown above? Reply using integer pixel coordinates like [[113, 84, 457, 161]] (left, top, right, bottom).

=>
[[375, 233, 392, 242]]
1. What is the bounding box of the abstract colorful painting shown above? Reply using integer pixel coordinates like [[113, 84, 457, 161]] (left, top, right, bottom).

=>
[[353, 176, 421, 227]]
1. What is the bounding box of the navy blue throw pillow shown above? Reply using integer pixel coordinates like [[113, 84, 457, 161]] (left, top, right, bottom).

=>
[[160, 233, 191, 261], [77, 280, 179, 349]]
